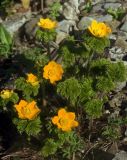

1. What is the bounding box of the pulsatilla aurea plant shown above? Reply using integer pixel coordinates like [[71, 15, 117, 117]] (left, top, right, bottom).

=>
[[0, 17, 127, 159], [36, 18, 57, 54]]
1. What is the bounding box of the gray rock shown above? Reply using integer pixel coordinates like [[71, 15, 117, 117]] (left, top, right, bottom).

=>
[[105, 0, 121, 2], [56, 31, 68, 44], [78, 14, 113, 30], [112, 151, 127, 160], [92, 3, 105, 13], [118, 31, 127, 40], [57, 20, 77, 33], [115, 37, 127, 52], [44, 0, 60, 7], [96, 14, 113, 22], [68, 0, 80, 14], [104, 3, 122, 9], [78, 17, 93, 30], [2, 11, 31, 37], [109, 46, 124, 61], [115, 81, 127, 92], [62, 2, 78, 20], [109, 34, 117, 40], [120, 21, 127, 33], [108, 20, 120, 33], [24, 16, 41, 39], [92, 0, 104, 5]]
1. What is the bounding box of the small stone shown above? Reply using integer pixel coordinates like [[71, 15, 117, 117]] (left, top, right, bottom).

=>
[[115, 81, 127, 92], [96, 14, 113, 22], [120, 21, 127, 33], [44, 0, 60, 7], [62, 3, 78, 20], [109, 46, 124, 61], [56, 31, 68, 44], [112, 151, 127, 160], [104, 3, 121, 10], [92, 3, 105, 13], [115, 37, 127, 52], [57, 20, 76, 33], [108, 20, 120, 33], [2, 11, 31, 37], [78, 17, 93, 30], [91, 0, 104, 5], [105, 0, 121, 2], [109, 34, 117, 40]]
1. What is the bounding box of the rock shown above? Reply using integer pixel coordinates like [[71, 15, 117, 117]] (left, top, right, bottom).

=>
[[86, 149, 114, 160], [92, 3, 105, 13], [68, 0, 80, 14], [109, 46, 125, 61], [115, 81, 127, 92], [104, 3, 122, 10], [115, 37, 127, 52], [118, 31, 127, 40], [109, 34, 117, 40], [120, 21, 127, 33], [62, 2, 78, 20], [105, 0, 121, 2], [44, 0, 61, 7], [96, 14, 113, 22], [78, 17, 93, 30], [24, 16, 41, 39], [56, 31, 68, 44], [108, 20, 120, 33], [112, 151, 127, 160], [91, 0, 104, 5], [57, 20, 77, 33], [78, 14, 113, 30], [2, 11, 31, 37], [108, 92, 124, 108]]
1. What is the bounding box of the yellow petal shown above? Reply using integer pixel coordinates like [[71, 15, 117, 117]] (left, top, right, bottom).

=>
[[58, 108, 66, 118], [67, 112, 75, 120], [52, 116, 59, 124]]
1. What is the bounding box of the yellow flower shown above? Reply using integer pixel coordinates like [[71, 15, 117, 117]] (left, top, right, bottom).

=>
[[26, 73, 39, 86], [88, 20, 111, 37], [52, 108, 79, 132], [14, 100, 41, 120], [43, 61, 64, 84], [0, 90, 13, 99], [37, 18, 57, 30]]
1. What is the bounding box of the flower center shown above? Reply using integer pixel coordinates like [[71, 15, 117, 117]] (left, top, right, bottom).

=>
[[59, 118, 68, 126]]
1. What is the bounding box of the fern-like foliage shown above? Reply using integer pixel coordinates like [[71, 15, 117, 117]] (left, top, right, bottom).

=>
[[41, 138, 58, 157], [41, 131, 84, 159], [95, 76, 115, 92], [85, 99, 103, 118], [0, 92, 19, 109], [107, 61, 127, 82], [57, 77, 81, 105], [61, 46, 75, 69], [15, 77, 39, 101], [79, 78, 95, 103], [13, 117, 41, 136], [82, 32, 110, 54]]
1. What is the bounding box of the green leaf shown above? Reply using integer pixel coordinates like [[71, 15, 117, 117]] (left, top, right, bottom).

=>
[[0, 23, 12, 45], [82, 33, 110, 54], [13, 118, 28, 134], [57, 77, 81, 105], [95, 76, 114, 92], [13, 117, 41, 136], [25, 117, 41, 136], [79, 78, 95, 103], [85, 99, 103, 118], [41, 138, 58, 157]]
